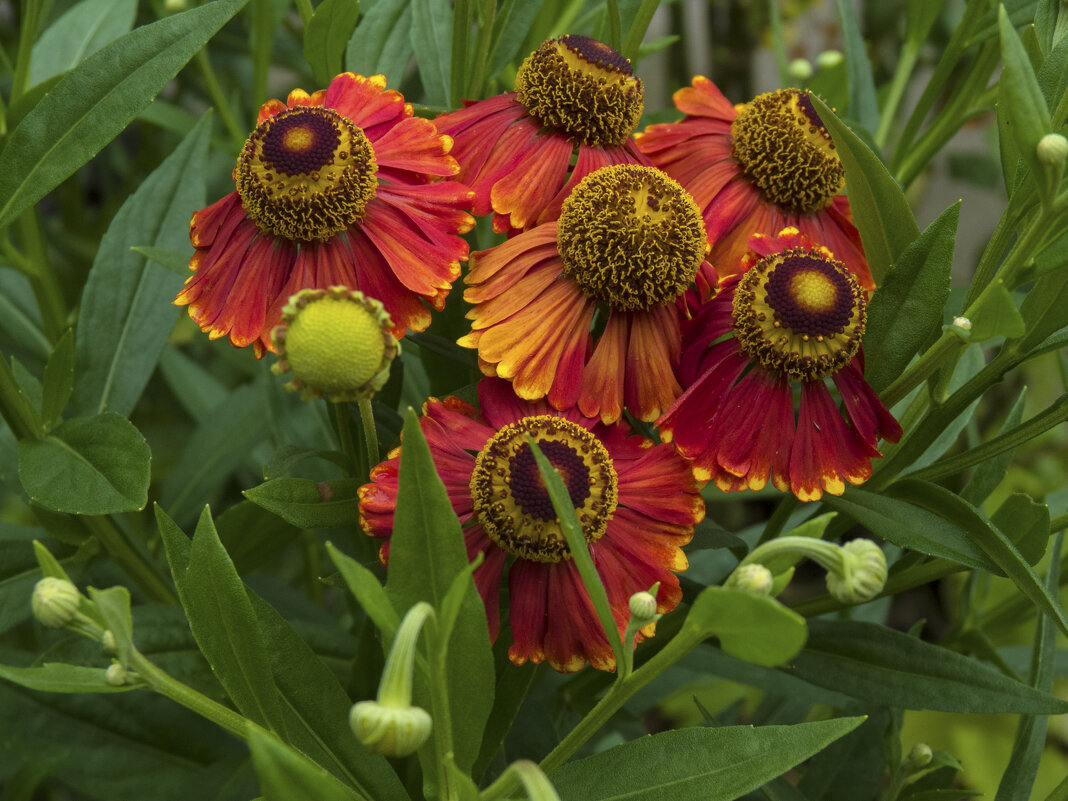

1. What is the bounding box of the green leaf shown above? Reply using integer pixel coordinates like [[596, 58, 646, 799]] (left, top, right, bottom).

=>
[[250, 0, 275, 108], [326, 542, 400, 640], [130, 246, 190, 277], [821, 486, 998, 572], [991, 492, 1050, 565], [0, 663, 134, 694], [18, 413, 150, 514], [682, 587, 807, 667], [247, 727, 363, 801], [72, 113, 210, 418], [0, 0, 249, 229], [550, 717, 865, 801], [796, 710, 890, 801], [486, 0, 545, 80], [789, 619, 1068, 713], [40, 329, 74, 429], [808, 94, 918, 286], [995, 532, 1062, 801], [998, 7, 1054, 193], [411, 0, 452, 107], [834, 0, 879, 134], [90, 585, 136, 665], [961, 280, 1026, 342], [864, 202, 957, 392], [177, 507, 286, 731], [385, 409, 493, 775], [244, 477, 360, 529], [528, 435, 623, 669], [961, 387, 1028, 505], [305, 0, 361, 86], [1015, 268, 1068, 355], [346, 0, 413, 90], [28, 0, 138, 85], [893, 478, 1068, 636], [216, 501, 300, 576], [248, 591, 407, 801]]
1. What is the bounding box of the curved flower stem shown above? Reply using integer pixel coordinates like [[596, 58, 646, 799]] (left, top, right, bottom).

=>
[[874, 40, 921, 150], [195, 49, 246, 152], [81, 516, 178, 605], [331, 400, 364, 478], [424, 617, 456, 801], [357, 396, 380, 470]]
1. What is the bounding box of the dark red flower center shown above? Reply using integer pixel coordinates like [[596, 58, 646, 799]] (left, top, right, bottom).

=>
[[765, 255, 855, 338], [262, 111, 341, 176], [470, 415, 618, 563]]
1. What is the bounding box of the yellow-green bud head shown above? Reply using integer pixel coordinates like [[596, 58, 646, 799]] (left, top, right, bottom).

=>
[[628, 589, 659, 623], [826, 539, 887, 604], [271, 286, 399, 402], [788, 58, 814, 82], [32, 577, 82, 628], [1037, 133, 1068, 167], [905, 742, 933, 771], [816, 50, 844, 69], [105, 663, 128, 686], [349, 700, 432, 757], [726, 563, 775, 595], [102, 630, 117, 653], [952, 316, 972, 332]]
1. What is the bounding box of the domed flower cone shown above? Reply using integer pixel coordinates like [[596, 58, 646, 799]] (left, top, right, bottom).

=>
[[175, 72, 475, 357]]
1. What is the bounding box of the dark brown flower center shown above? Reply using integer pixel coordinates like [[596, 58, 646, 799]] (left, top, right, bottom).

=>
[[514, 35, 644, 147], [556, 165, 707, 311], [235, 106, 378, 243], [730, 89, 844, 213], [470, 415, 618, 563], [732, 245, 865, 380]]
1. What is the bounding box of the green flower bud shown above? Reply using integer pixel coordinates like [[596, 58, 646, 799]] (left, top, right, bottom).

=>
[[271, 286, 399, 402], [511, 760, 563, 801], [32, 577, 82, 628], [349, 700, 432, 757], [952, 316, 972, 332], [905, 742, 933, 772], [725, 563, 774, 595], [825, 539, 887, 604], [102, 630, 117, 653], [1037, 133, 1068, 167], [105, 664, 128, 686], [788, 58, 814, 82], [816, 50, 844, 69], [628, 585, 660, 624]]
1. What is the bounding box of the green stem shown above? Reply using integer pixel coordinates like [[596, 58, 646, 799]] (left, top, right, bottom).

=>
[[81, 516, 178, 605], [18, 211, 68, 343], [879, 331, 961, 410], [0, 347, 44, 440], [127, 646, 252, 739], [10, 0, 43, 106], [875, 40, 920, 149], [756, 496, 800, 546], [466, 0, 497, 101], [195, 49, 246, 152], [294, 0, 314, 28], [426, 617, 456, 801], [357, 395, 379, 471], [332, 400, 364, 478]]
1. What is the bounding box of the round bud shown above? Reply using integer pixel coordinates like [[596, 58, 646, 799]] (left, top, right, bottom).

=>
[[105, 664, 128, 686], [788, 58, 814, 82], [628, 590, 659, 623], [952, 316, 972, 332], [101, 630, 117, 653], [32, 577, 82, 628], [905, 742, 933, 771], [726, 563, 775, 596], [163, 0, 187, 12], [350, 700, 433, 757], [1037, 133, 1068, 167], [816, 50, 844, 69], [826, 539, 887, 604]]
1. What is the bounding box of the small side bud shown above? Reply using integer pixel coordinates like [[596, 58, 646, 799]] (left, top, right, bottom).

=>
[[349, 700, 432, 757], [725, 563, 774, 595], [788, 58, 814, 82], [952, 316, 972, 331], [1037, 133, 1068, 167], [163, 0, 188, 12], [904, 742, 933, 772], [628, 586, 660, 624], [105, 663, 128, 686], [32, 577, 82, 628], [816, 50, 844, 69], [826, 539, 887, 604], [101, 630, 117, 653]]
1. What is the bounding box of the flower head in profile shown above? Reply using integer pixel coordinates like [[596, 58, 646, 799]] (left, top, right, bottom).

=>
[[175, 73, 475, 356], [658, 228, 900, 501], [459, 164, 716, 424], [358, 378, 704, 672], [635, 78, 873, 289], [435, 35, 651, 233]]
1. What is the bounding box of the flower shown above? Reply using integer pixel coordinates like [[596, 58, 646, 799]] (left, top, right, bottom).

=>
[[270, 286, 398, 402], [434, 35, 651, 233], [358, 378, 704, 672], [635, 78, 874, 289], [175, 73, 475, 357], [658, 228, 901, 501], [459, 164, 716, 423]]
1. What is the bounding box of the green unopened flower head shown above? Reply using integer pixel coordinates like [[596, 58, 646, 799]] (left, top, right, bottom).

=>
[[725, 563, 775, 595], [904, 742, 933, 772], [350, 602, 434, 757], [32, 577, 82, 628], [271, 286, 399, 402], [788, 58, 814, 82], [816, 50, 844, 69], [825, 539, 887, 604], [1037, 133, 1068, 167], [628, 586, 660, 624], [105, 663, 129, 686]]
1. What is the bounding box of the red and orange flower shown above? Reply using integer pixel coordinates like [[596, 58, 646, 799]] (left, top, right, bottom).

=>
[[459, 164, 716, 424], [635, 77, 873, 289], [358, 377, 704, 672], [658, 228, 900, 501], [435, 35, 650, 234], [175, 72, 475, 356]]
